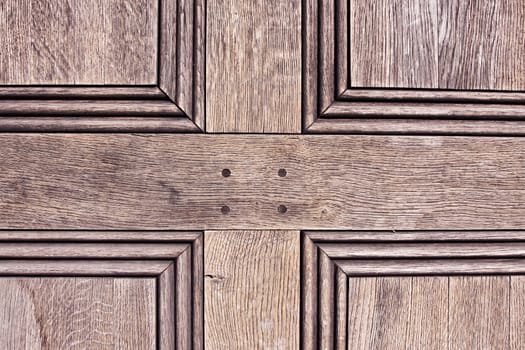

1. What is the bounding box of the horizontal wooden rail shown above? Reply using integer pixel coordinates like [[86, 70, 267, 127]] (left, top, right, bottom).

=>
[[1, 134, 525, 230]]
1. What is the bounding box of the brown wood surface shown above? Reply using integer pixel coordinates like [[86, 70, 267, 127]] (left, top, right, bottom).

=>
[[0, 0, 157, 85], [2, 134, 525, 229], [0, 231, 202, 348], [449, 276, 510, 350], [349, 0, 525, 90], [439, 0, 525, 90], [347, 277, 448, 350], [159, 0, 205, 129], [307, 118, 525, 135], [338, 259, 525, 276], [318, 242, 525, 258], [206, 0, 301, 133], [304, 232, 525, 348], [511, 277, 525, 349], [306, 230, 525, 242], [350, 0, 438, 88], [0, 116, 199, 132], [204, 231, 299, 349], [0, 277, 156, 349], [345, 276, 518, 350], [307, 0, 525, 134], [324, 101, 525, 119]]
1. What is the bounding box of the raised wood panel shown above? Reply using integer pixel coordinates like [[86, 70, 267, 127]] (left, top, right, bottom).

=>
[[306, 0, 525, 134], [0, 0, 205, 131], [0, 0, 157, 85], [0, 231, 203, 349], [303, 232, 525, 349], [3, 134, 525, 230], [0, 278, 156, 349], [206, 0, 301, 133], [205, 231, 300, 349]]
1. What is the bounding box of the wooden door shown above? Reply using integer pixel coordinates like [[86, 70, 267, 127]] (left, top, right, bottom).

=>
[[1, 0, 525, 349]]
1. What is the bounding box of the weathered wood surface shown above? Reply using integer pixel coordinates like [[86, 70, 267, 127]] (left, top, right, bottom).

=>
[[350, 0, 525, 90], [204, 230, 299, 349], [1, 134, 525, 229], [345, 276, 517, 350], [0, 0, 158, 85], [347, 277, 448, 350], [439, 0, 525, 91], [0, 278, 156, 349], [206, 0, 301, 133], [449, 276, 510, 350], [350, 0, 438, 88]]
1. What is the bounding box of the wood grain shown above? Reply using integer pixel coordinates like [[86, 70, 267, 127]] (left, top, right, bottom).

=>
[[350, 0, 438, 88], [324, 101, 525, 119], [338, 259, 525, 276], [0, 231, 201, 242], [347, 277, 447, 350], [306, 230, 525, 242], [206, 0, 301, 133], [158, 264, 176, 350], [318, 242, 525, 258], [318, 250, 335, 349], [302, 231, 319, 350], [439, 0, 525, 90], [449, 276, 510, 350], [2, 134, 525, 230], [341, 89, 525, 103], [0, 87, 165, 99], [305, 233, 525, 348], [511, 276, 525, 349], [0, 0, 157, 85], [307, 117, 525, 135], [0, 260, 171, 276], [0, 100, 182, 115], [0, 242, 187, 258], [159, 0, 178, 102], [205, 231, 299, 349], [349, 0, 525, 90], [0, 116, 199, 132], [0, 277, 156, 349]]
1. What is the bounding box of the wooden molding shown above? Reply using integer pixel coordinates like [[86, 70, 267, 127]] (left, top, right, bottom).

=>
[[0, 0, 205, 132], [0, 231, 203, 350], [302, 231, 525, 349], [304, 0, 525, 135]]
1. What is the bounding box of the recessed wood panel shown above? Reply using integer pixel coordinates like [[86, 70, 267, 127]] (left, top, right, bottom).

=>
[[346, 276, 517, 350], [0, 0, 158, 85], [350, 0, 525, 91], [347, 277, 448, 350], [439, 0, 525, 91], [449, 276, 510, 350], [303, 233, 525, 349], [0, 277, 156, 349], [0, 0, 205, 132], [0, 231, 203, 349], [350, 0, 438, 89], [307, 0, 525, 133]]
